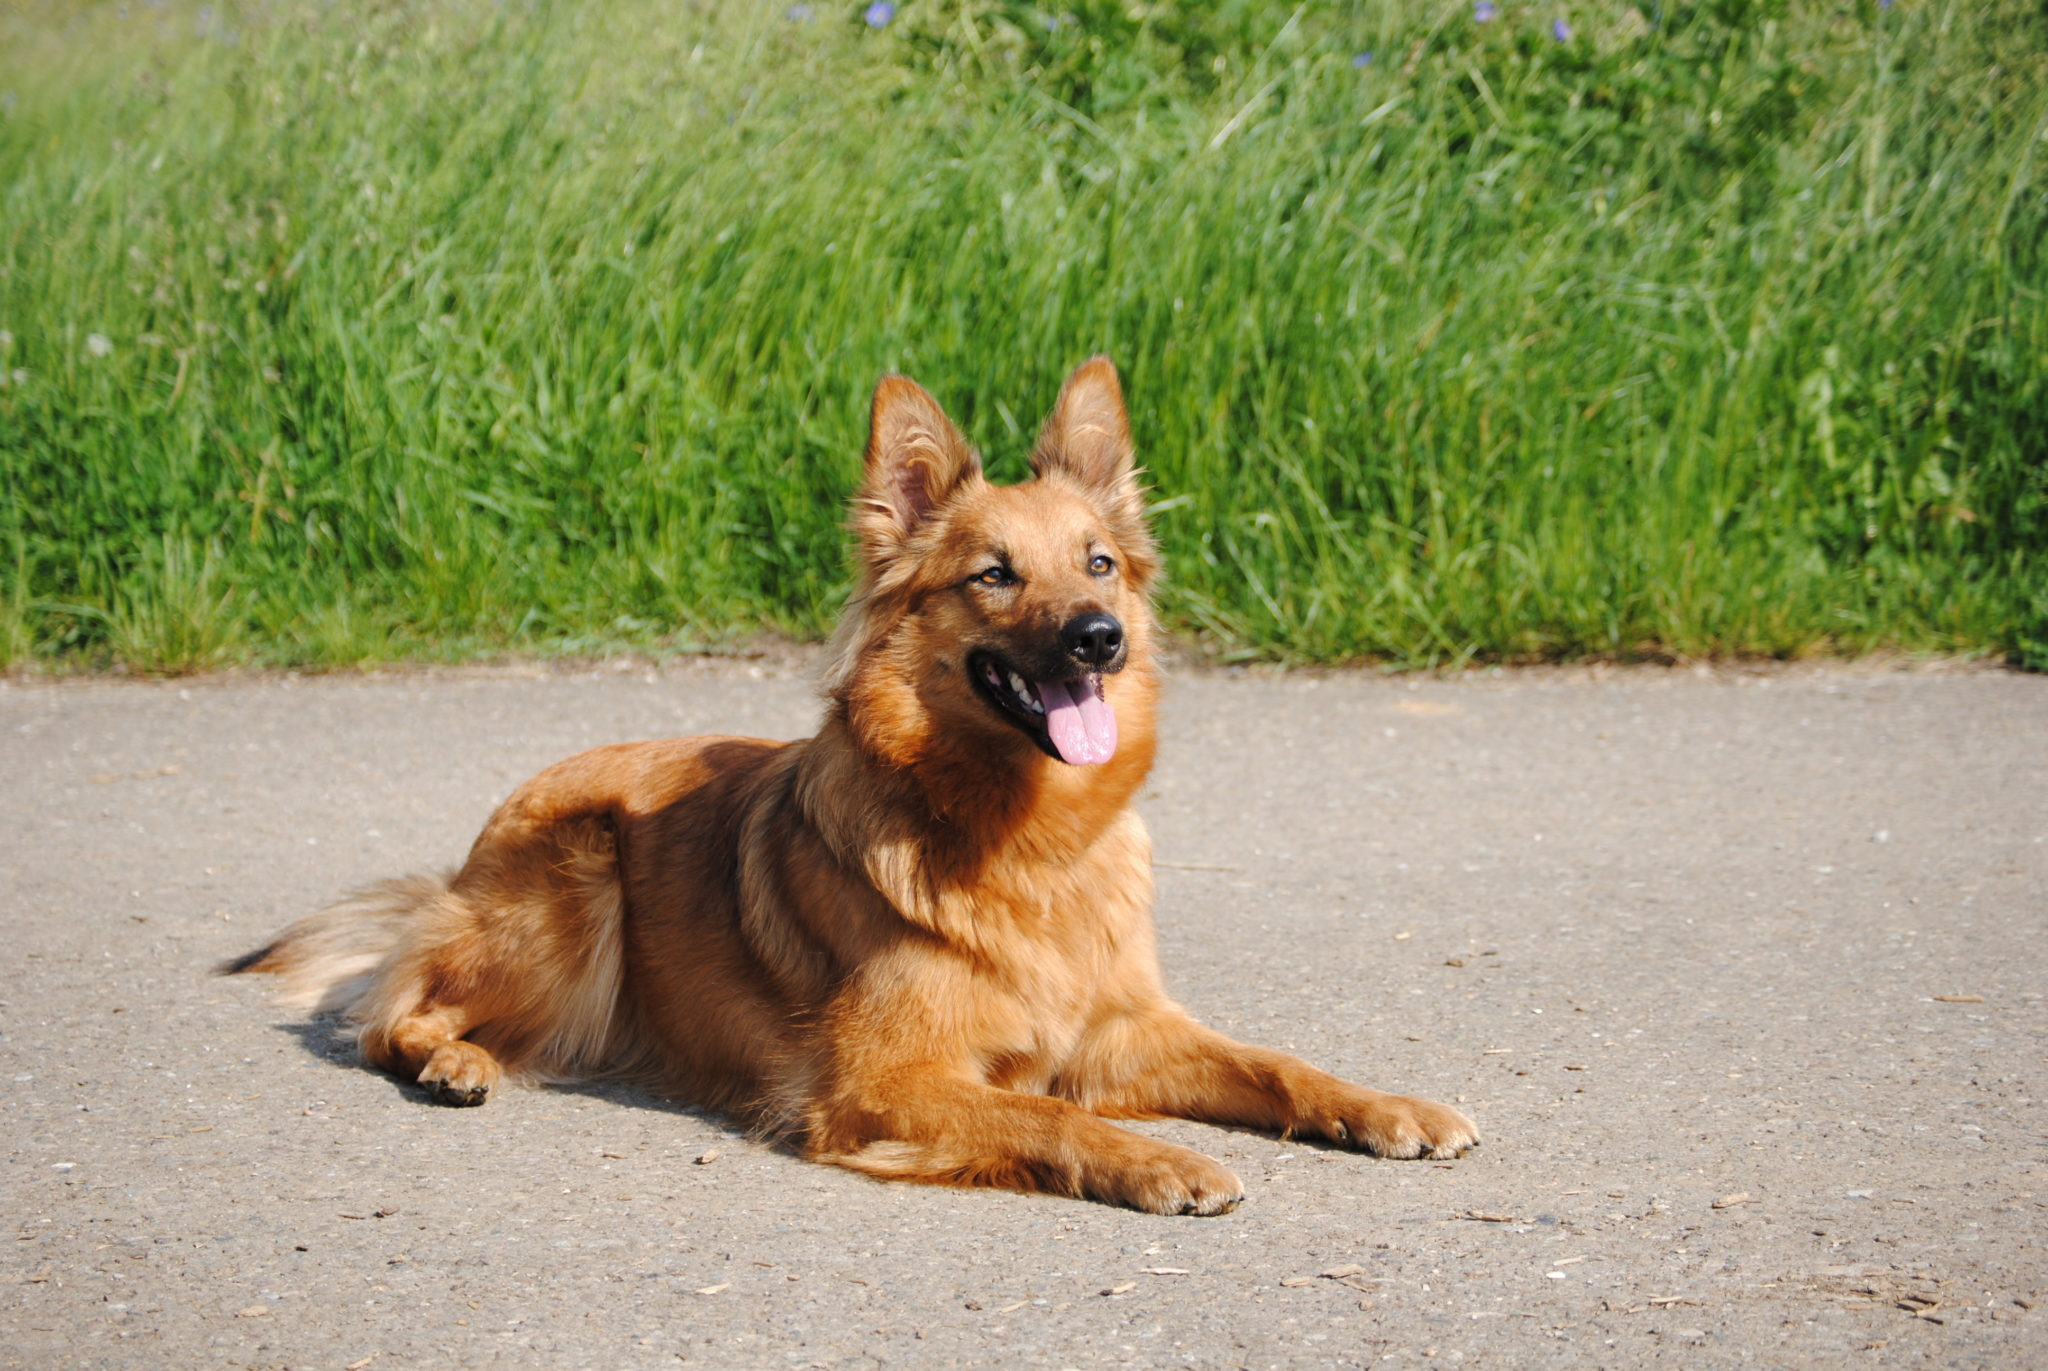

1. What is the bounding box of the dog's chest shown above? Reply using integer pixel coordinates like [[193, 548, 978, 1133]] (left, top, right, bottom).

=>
[[962, 881, 1151, 1092]]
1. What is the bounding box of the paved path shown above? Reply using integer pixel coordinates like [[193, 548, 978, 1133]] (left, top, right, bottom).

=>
[[2, 659, 2043, 1369]]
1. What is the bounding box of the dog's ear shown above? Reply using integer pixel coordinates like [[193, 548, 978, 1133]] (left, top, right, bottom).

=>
[[1031, 356, 1142, 525], [1031, 357, 1155, 577], [856, 374, 981, 553]]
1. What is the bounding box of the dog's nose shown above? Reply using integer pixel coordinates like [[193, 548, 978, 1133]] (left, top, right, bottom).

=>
[[1061, 613, 1125, 668]]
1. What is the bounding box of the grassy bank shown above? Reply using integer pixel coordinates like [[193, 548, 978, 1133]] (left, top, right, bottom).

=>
[[2, 0, 2043, 671]]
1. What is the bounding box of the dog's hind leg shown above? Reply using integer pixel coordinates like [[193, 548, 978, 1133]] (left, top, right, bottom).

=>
[[361, 999, 502, 1107], [348, 918, 507, 1107], [349, 813, 627, 1106], [227, 873, 502, 1102], [237, 802, 628, 1106]]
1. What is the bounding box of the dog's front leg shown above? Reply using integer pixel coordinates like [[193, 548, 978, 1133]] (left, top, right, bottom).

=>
[[1062, 1004, 1480, 1160], [805, 1071, 1245, 1215]]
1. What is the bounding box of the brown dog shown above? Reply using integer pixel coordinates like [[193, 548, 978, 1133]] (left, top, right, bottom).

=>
[[231, 358, 1478, 1214]]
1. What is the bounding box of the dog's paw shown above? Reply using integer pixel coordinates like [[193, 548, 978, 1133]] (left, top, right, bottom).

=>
[[417, 1041, 499, 1108], [1323, 1092, 1479, 1160], [1094, 1144, 1245, 1217]]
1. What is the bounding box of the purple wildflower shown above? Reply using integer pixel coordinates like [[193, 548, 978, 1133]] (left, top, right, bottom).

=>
[[864, 1, 894, 27], [1474, 2, 1498, 22], [1352, 51, 1374, 68], [785, 3, 812, 19], [1551, 18, 1572, 41]]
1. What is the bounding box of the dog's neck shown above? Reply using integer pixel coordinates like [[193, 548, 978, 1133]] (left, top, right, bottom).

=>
[[800, 674, 1154, 898], [813, 697, 1153, 829], [793, 707, 1154, 951]]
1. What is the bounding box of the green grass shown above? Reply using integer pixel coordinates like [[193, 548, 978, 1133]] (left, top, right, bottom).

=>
[[2, 0, 2044, 672]]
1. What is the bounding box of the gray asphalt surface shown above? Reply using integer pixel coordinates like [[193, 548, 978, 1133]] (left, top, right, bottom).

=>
[[2, 657, 2043, 1370]]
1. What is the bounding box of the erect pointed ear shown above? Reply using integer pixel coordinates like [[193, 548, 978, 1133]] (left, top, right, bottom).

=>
[[854, 374, 981, 555], [1030, 356, 1142, 523]]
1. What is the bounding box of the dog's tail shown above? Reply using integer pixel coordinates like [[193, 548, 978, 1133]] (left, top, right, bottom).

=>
[[219, 874, 450, 1018]]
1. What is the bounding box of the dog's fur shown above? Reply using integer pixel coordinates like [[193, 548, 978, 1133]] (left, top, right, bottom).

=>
[[230, 359, 1477, 1214]]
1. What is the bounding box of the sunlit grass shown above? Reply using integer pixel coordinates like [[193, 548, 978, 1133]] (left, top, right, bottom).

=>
[[1, 0, 2042, 672]]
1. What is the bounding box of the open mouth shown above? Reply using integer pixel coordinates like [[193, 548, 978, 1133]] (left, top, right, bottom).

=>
[[969, 651, 1119, 766]]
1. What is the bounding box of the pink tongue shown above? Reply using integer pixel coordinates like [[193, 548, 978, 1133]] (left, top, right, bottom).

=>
[[1038, 677, 1117, 765]]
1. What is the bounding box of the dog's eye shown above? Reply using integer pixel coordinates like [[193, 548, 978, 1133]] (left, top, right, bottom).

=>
[[1088, 554, 1115, 576], [973, 566, 1011, 587]]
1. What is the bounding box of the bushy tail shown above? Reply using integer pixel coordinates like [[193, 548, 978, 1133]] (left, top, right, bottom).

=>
[[220, 874, 450, 1017]]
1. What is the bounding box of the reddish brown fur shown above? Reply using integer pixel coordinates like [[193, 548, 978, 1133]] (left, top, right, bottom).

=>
[[232, 358, 1478, 1214]]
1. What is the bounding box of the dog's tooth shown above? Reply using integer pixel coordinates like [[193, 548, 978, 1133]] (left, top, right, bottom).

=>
[[1008, 671, 1029, 699]]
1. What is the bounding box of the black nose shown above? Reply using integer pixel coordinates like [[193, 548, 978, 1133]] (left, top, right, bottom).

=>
[[1061, 613, 1125, 668]]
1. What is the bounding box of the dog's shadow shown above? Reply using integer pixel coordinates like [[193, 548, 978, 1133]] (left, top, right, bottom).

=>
[[266, 1014, 759, 1144], [264, 1016, 1398, 1162]]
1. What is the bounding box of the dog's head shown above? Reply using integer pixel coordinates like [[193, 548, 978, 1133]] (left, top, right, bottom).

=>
[[827, 357, 1160, 779]]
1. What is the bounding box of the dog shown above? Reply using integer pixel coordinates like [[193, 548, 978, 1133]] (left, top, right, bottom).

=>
[[229, 358, 1478, 1214]]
